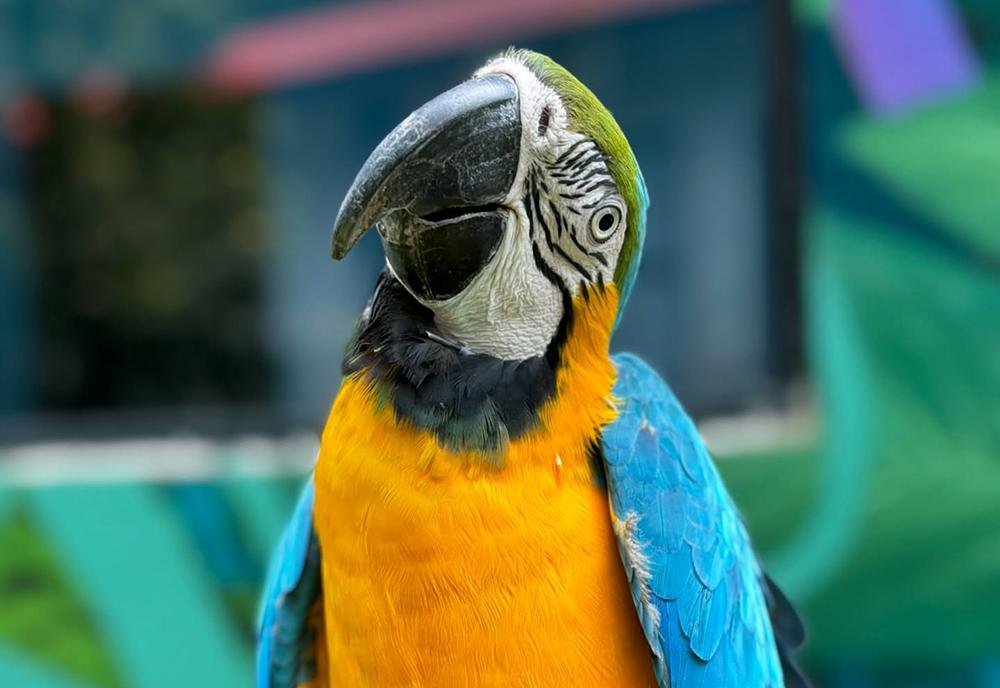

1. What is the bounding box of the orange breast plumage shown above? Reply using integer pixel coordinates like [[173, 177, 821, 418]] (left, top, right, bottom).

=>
[[310, 286, 657, 687]]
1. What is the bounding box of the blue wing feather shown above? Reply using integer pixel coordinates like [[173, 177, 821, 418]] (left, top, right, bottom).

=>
[[602, 353, 788, 687], [257, 478, 322, 688]]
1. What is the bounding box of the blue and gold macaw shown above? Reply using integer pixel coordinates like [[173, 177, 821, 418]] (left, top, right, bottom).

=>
[[257, 49, 806, 687]]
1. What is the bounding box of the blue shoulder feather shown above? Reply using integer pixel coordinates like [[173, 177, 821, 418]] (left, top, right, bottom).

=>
[[602, 353, 790, 688], [257, 479, 322, 688]]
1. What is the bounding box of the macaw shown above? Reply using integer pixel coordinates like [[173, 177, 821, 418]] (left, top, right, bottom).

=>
[[257, 49, 807, 688]]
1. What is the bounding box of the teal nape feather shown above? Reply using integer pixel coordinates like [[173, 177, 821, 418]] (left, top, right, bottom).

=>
[[508, 48, 649, 322]]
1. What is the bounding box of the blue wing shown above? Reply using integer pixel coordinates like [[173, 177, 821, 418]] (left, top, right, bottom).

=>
[[603, 353, 803, 687], [257, 478, 323, 688]]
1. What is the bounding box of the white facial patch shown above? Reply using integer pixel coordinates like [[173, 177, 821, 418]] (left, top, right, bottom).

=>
[[413, 54, 629, 360], [430, 204, 562, 359]]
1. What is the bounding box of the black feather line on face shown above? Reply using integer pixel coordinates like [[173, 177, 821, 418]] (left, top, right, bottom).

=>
[[560, 144, 597, 170], [569, 151, 606, 172], [554, 139, 590, 165], [531, 241, 574, 371], [531, 182, 592, 283], [556, 245, 592, 281], [564, 217, 601, 265], [545, 176, 606, 273], [570, 167, 613, 188], [524, 175, 575, 369], [582, 192, 616, 210], [581, 179, 618, 194], [548, 198, 565, 239]]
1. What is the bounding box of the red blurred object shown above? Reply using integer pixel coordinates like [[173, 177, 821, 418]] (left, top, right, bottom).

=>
[[2, 93, 51, 147], [70, 66, 128, 117], [203, 0, 721, 93]]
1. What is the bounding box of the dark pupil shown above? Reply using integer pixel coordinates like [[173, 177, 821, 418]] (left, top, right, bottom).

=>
[[598, 212, 615, 232]]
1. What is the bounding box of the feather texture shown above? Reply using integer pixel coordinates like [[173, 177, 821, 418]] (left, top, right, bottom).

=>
[[603, 353, 805, 687], [256, 480, 323, 688]]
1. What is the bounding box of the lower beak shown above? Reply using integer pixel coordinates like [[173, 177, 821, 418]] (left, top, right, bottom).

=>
[[330, 73, 521, 301]]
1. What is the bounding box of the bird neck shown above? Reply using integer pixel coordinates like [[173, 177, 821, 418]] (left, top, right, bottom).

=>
[[342, 271, 620, 457]]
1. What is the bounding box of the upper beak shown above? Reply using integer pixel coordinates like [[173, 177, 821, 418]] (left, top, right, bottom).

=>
[[330, 73, 521, 301]]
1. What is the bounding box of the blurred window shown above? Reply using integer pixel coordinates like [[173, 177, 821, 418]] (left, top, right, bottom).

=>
[[26, 91, 274, 410]]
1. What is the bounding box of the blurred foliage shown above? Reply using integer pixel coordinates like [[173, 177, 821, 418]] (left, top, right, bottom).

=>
[[0, 474, 303, 688], [841, 77, 1000, 261], [958, 0, 1000, 65], [719, 442, 820, 554], [722, 3, 1000, 682], [724, 206, 1000, 685], [27, 90, 273, 409], [0, 507, 120, 688], [805, 210, 999, 661], [793, 0, 830, 25]]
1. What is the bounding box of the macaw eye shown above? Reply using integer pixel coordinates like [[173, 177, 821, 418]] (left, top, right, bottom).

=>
[[590, 205, 622, 243]]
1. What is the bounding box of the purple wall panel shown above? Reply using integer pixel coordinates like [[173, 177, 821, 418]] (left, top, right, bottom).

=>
[[833, 0, 981, 115]]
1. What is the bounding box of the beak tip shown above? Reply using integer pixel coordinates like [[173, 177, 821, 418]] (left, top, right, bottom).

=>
[[330, 236, 350, 260], [330, 211, 362, 259]]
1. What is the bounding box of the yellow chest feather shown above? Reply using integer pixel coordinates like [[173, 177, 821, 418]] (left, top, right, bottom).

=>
[[312, 287, 656, 687]]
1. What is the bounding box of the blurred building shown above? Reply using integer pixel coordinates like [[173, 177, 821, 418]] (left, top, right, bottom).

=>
[[0, 0, 801, 436]]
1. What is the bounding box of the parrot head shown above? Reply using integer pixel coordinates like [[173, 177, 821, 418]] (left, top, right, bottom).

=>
[[332, 49, 648, 361]]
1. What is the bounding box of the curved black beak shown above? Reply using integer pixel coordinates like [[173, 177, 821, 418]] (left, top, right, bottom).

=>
[[330, 74, 521, 301]]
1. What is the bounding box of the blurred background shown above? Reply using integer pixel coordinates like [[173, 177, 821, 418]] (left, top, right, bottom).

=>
[[0, 0, 997, 686]]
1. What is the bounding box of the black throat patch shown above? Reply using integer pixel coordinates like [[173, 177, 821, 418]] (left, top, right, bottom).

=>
[[343, 271, 572, 456]]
